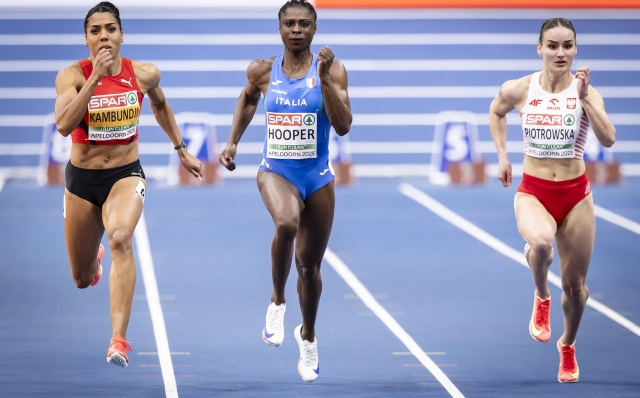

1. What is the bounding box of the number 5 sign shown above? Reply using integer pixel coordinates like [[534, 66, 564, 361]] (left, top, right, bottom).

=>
[[429, 111, 483, 185]]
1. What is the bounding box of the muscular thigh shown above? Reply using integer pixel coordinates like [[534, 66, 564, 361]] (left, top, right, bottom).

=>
[[515, 192, 557, 243], [257, 170, 303, 224], [296, 182, 335, 264], [555, 194, 595, 280], [102, 177, 145, 236], [64, 189, 104, 269]]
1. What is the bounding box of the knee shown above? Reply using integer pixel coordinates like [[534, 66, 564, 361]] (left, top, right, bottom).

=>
[[274, 217, 298, 241], [528, 235, 554, 259], [108, 228, 132, 253], [296, 260, 321, 283], [72, 270, 93, 289], [562, 280, 587, 299]]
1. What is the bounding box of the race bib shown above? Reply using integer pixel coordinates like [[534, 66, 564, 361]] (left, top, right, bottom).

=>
[[266, 112, 317, 159], [87, 90, 140, 141], [523, 113, 576, 159]]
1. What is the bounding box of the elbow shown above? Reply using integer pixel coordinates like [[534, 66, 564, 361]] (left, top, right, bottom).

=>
[[602, 137, 615, 148], [55, 122, 72, 137], [334, 116, 352, 136], [602, 128, 616, 148], [335, 124, 351, 136]]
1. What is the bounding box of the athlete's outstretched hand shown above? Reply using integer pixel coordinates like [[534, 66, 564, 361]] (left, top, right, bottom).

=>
[[219, 143, 237, 171], [575, 66, 590, 99], [497, 160, 512, 188], [91, 48, 113, 81], [179, 150, 204, 180], [317, 46, 334, 79]]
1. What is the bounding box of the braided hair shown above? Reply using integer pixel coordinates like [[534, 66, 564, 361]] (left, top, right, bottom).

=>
[[539, 18, 576, 44], [278, 0, 317, 22], [84, 2, 122, 33]]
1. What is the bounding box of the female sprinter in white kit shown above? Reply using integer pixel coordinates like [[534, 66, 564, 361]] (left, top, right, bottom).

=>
[[489, 17, 615, 383]]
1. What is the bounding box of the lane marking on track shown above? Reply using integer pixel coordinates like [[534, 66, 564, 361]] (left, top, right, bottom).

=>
[[2, 59, 640, 72], [594, 205, 640, 236], [393, 351, 446, 355], [2, 113, 640, 127], [2, 33, 639, 46], [4, 86, 640, 99], [399, 183, 640, 338], [133, 212, 179, 398], [324, 248, 464, 398]]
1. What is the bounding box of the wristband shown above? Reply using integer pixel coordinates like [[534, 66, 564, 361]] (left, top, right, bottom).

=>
[[174, 141, 186, 150]]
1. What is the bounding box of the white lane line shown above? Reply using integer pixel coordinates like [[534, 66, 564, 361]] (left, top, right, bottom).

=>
[[5, 141, 640, 157], [398, 183, 640, 338], [2, 59, 640, 72], [3, 113, 640, 127], [4, 86, 640, 99], [3, 33, 640, 46], [2, 163, 640, 181], [133, 212, 179, 398], [594, 205, 640, 236], [323, 248, 464, 398]]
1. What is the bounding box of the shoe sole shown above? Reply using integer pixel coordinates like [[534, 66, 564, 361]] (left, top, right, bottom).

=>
[[262, 328, 282, 347], [107, 353, 128, 368]]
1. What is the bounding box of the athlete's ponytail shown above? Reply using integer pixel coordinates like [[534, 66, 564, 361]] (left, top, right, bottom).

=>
[[278, 0, 317, 22], [84, 2, 122, 33]]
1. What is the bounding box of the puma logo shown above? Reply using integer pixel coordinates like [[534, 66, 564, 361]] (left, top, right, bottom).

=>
[[121, 77, 133, 87]]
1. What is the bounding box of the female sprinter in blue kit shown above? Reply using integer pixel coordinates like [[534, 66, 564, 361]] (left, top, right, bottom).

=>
[[219, 0, 352, 383]]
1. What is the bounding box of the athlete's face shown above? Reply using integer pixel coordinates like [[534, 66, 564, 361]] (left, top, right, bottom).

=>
[[279, 6, 316, 53], [537, 26, 577, 74], [85, 12, 123, 59]]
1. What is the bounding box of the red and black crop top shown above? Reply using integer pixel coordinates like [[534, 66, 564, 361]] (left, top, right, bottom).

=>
[[71, 57, 143, 145]]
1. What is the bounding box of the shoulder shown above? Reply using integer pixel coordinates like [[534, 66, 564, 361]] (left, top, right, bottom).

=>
[[130, 59, 161, 88], [499, 75, 531, 105], [247, 57, 275, 85], [55, 62, 84, 85]]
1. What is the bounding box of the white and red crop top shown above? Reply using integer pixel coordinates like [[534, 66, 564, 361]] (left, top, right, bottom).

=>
[[71, 57, 143, 145], [519, 72, 589, 159]]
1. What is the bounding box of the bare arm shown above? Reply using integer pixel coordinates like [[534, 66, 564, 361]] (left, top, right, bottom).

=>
[[219, 59, 270, 171], [489, 78, 527, 187], [135, 61, 203, 179], [574, 68, 616, 147], [54, 48, 112, 136], [317, 47, 352, 136]]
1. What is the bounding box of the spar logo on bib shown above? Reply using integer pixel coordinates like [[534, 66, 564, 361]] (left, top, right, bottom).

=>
[[525, 114, 562, 126], [303, 114, 315, 126], [564, 114, 576, 126], [306, 78, 316, 88]]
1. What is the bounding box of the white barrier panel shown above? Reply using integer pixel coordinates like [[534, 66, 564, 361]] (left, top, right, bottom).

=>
[[168, 113, 219, 186], [583, 127, 621, 183], [38, 114, 71, 185], [429, 111, 482, 185]]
